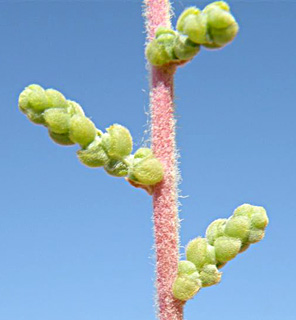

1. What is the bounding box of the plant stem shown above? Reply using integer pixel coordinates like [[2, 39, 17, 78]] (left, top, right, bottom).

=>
[[144, 1, 183, 319]]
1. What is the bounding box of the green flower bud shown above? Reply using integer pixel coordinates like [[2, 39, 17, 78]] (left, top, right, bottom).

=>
[[207, 8, 235, 29], [146, 33, 177, 66], [134, 148, 153, 159], [102, 124, 133, 160], [214, 236, 241, 263], [44, 108, 71, 134], [155, 26, 176, 38], [49, 130, 75, 146], [183, 14, 208, 44], [233, 203, 255, 218], [248, 228, 265, 244], [206, 218, 227, 245], [67, 100, 85, 117], [45, 89, 68, 109], [209, 23, 239, 47], [224, 216, 251, 241], [172, 263, 202, 301], [251, 209, 269, 230], [177, 260, 198, 276], [77, 138, 109, 168], [104, 159, 129, 177], [186, 237, 216, 270], [19, 84, 48, 113], [203, 2, 238, 47], [26, 109, 45, 125], [174, 35, 200, 60], [234, 204, 268, 228], [128, 157, 164, 186], [69, 115, 96, 148], [176, 7, 201, 33], [199, 264, 221, 287], [18, 88, 30, 113], [204, 1, 230, 12]]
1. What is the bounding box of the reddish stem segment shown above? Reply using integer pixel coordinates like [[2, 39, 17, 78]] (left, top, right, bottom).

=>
[[145, 1, 183, 319]]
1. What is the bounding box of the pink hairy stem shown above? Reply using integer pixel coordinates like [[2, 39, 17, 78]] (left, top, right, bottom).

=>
[[144, 1, 184, 320]]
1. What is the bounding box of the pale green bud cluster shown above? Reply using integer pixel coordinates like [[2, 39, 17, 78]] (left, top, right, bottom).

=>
[[172, 261, 202, 301], [19, 85, 164, 188], [172, 204, 269, 301], [146, 1, 238, 66]]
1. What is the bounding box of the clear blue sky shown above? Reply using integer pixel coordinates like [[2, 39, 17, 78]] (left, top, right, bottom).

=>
[[0, 1, 295, 319]]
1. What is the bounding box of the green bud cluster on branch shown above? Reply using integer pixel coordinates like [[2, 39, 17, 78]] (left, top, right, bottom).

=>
[[18, 84, 164, 190], [172, 204, 269, 301], [146, 1, 239, 66]]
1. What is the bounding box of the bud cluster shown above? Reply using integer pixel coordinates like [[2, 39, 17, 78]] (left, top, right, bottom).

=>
[[146, 1, 239, 66], [19, 84, 164, 189], [173, 204, 269, 301]]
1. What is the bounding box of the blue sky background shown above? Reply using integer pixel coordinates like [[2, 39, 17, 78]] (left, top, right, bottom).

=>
[[0, 1, 295, 319]]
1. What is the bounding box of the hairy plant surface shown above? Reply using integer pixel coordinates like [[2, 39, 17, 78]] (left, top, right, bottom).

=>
[[18, 1, 269, 320]]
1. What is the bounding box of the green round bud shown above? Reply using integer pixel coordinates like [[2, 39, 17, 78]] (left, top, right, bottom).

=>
[[207, 8, 235, 29], [186, 237, 216, 270], [224, 216, 251, 241], [145, 33, 177, 66], [172, 272, 202, 301], [134, 148, 153, 159], [177, 260, 198, 276], [128, 157, 164, 186], [49, 130, 75, 146], [204, 1, 230, 13], [201, 1, 238, 48], [102, 124, 133, 160], [19, 84, 49, 113], [77, 139, 109, 168], [45, 89, 68, 109], [200, 264, 221, 287], [67, 100, 85, 117], [155, 26, 176, 38], [209, 23, 239, 47], [214, 236, 241, 263], [104, 159, 129, 177], [183, 14, 208, 44], [174, 35, 200, 60], [233, 203, 255, 218], [26, 109, 45, 125], [206, 218, 227, 245], [44, 108, 71, 134], [69, 115, 96, 148], [176, 7, 200, 33], [251, 211, 269, 229], [18, 88, 30, 113], [234, 204, 268, 226], [248, 228, 265, 244]]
